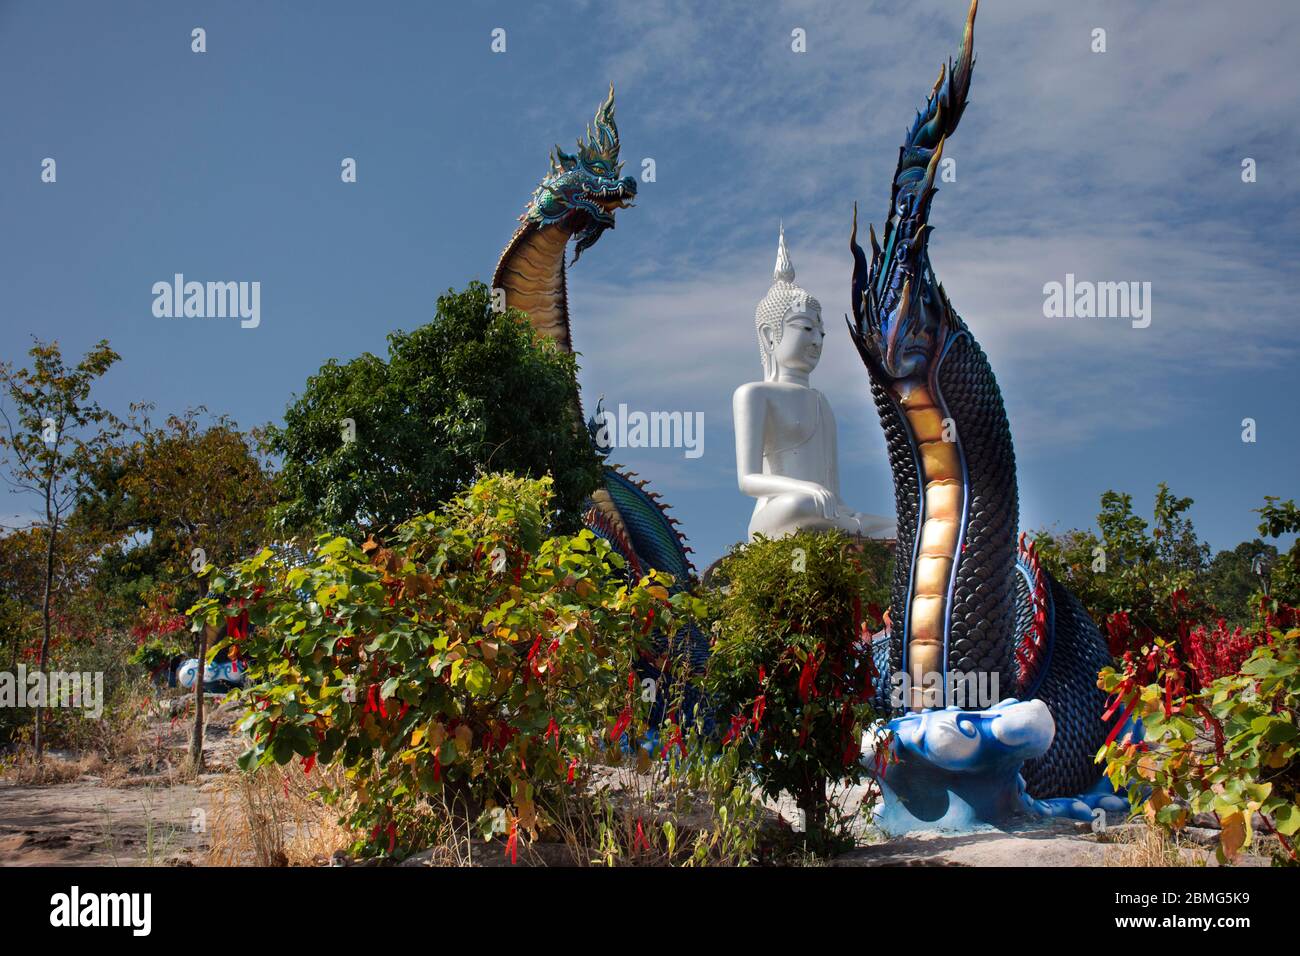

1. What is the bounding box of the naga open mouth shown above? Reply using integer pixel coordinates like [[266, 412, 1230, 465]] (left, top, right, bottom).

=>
[[594, 177, 638, 211]]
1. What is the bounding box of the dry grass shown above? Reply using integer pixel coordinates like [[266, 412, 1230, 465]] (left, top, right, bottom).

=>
[[8, 750, 106, 785], [2, 678, 161, 785], [532, 757, 777, 867], [1102, 822, 1203, 867], [207, 763, 355, 866]]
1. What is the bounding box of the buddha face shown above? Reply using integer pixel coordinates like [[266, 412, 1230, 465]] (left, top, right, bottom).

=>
[[767, 305, 825, 376]]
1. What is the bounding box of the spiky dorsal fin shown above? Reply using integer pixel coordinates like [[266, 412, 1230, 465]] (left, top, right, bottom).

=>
[[851, 0, 977, 342], [585, 464, 696, 588]]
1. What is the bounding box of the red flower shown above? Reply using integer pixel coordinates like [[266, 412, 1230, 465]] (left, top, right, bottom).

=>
[[662, 721, 686, 760], [722, 714, 747, 746], [1187, 619, 1268, 684], [1105, 611, 1133, 657], [505, 819, 518, 864], [873, 739, 892, 776], [842, 740, 859, 768], [634, 818, 649, 853], [798, 649, 821, 703], [609, 706, 632, 742], [225, 606, 249, 642], [364, 683, 388, 718], [1103, 696, 1137, 748]]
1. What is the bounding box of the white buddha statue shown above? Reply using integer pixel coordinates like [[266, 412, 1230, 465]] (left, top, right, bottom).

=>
[[733, 226, 896, 542]]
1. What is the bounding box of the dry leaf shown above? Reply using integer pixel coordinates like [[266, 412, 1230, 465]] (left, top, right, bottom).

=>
[[1136, 754, 1160, 782], [455, 723, 473, 755], [1219, 810, 1246, 859], [428, 721, 447, 749], [1144, 787, 1171, 823], [516, 797, 537, 832]]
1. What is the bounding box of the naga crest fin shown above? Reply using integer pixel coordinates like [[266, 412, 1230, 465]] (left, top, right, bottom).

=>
[[850, 0, 977, 380]]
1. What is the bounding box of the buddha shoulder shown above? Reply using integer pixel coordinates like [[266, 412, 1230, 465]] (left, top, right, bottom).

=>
[[732, 380, 774, 410]]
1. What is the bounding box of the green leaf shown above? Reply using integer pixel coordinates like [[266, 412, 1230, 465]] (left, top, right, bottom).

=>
[[1272, 802, 1300, 836]]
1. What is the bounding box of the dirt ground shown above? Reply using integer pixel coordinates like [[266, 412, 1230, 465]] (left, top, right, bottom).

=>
[[0, 703, 1277, 867], [0, 697, 242, 867]]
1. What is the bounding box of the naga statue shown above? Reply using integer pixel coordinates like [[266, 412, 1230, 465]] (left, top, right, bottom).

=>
[[849, 0, 1131, 829], [492, 87, 708, 684], [492, 32, 1132, 829]]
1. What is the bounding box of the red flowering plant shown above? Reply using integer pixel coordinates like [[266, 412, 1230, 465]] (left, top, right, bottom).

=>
[[701, 531, 890, 855], [1186, 616, 1272, 683], [1098, 598, 1300, 865], [190, 474, 691, 860], [127, 583, 191, 675]]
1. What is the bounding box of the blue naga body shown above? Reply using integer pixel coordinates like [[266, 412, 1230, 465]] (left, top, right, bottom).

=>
[[851, 0, 1132, 826], [491, 87, 708, 704]]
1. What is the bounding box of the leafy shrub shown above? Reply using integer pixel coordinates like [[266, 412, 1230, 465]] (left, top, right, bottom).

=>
[[27, 628, 154, 760], [702, 531, 888, 854], [1036, 489, 1300, 659], [192, 474, 694, 858], [1099, 608, 1300, 865]]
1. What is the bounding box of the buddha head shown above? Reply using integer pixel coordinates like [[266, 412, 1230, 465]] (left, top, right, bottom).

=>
[[755, 226, 824, 382]]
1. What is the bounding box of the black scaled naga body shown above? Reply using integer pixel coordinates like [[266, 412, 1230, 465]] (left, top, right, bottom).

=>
[[850, 0, 1117, 799]]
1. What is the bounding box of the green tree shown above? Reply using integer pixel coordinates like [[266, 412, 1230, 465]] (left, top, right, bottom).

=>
[[0, 339, 121, 758], [0, 526, 44, 744], [267, 282, 602, 539], [1034, 483, 1209, 640], [0, 526, 44, 669], [1202, 539, 1277, 626], [1256, 497, 1300, 608], [93, 405, 277, 767]]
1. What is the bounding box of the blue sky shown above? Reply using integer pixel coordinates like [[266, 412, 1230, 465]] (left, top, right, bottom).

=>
[[2, 0, 1297, 568]]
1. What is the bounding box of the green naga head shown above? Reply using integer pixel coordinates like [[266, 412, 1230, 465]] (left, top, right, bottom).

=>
[[525, 84, 638, 264]]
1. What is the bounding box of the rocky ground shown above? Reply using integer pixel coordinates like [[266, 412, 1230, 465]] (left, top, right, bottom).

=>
[[837, 820, 1271, 867]]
